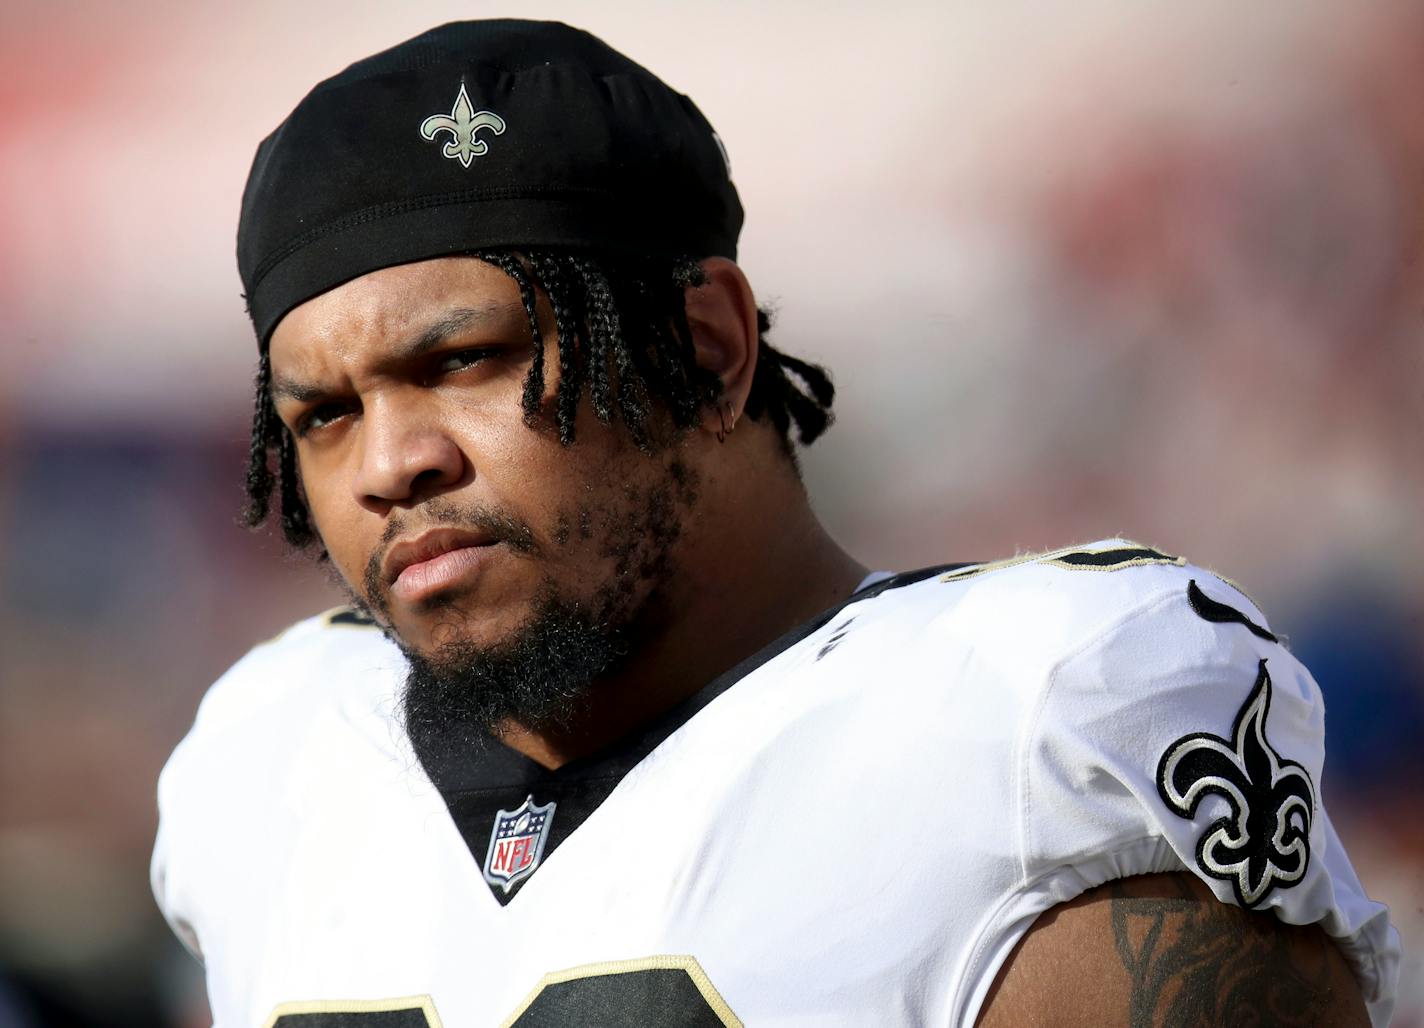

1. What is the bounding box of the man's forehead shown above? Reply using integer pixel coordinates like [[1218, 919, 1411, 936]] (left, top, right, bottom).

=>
[[268, 256, 526, 371]]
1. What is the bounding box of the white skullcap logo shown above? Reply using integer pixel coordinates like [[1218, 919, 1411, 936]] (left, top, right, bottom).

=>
[[420, 83, 506, 168]]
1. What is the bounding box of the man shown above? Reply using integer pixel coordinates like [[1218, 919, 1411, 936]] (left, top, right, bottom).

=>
[[152, 19, 1398, 1027]]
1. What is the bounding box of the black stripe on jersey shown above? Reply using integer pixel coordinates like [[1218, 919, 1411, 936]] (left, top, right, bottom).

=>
[[325, 606, 379, 628], [1187, 579, 1278, 643], [1050, 545, 1179, 569], [817, 617, 856, 660], [421, 562, 971, 905]]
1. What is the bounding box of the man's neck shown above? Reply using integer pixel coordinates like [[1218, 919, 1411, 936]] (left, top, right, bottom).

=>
[[497, 473, 866, 770]]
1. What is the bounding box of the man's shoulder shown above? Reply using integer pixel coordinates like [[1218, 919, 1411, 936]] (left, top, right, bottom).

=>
[[155, 602, 406, 819], [727, 537, 1270, 770], [255, 603, 389, 656], [930, 537, 1256, 619], [854, 538, 1268, 679], [804, 537, 1289, 776], [161, 605, 404, 788], [151, 606, 412, 965], [197, 605, 398, 719]]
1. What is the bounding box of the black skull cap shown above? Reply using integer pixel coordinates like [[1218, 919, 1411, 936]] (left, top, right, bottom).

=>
[[237, 19, 743, 348]]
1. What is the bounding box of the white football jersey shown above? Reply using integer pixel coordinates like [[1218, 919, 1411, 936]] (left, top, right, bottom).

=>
[[152, 541, 1400, 1027]]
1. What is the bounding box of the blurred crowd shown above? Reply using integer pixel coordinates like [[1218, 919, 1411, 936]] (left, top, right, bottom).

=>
[[0, 2, 1419, 1024]]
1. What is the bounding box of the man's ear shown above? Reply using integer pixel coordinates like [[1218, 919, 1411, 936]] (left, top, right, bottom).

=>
[[685, 257, 759, 423]]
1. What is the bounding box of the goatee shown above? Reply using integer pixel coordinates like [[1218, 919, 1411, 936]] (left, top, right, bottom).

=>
[[399, 591, 630, 768]]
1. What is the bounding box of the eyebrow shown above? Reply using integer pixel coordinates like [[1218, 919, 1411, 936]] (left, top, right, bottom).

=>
[[395, 301, 528, 361], [270, 300, 529, 404]]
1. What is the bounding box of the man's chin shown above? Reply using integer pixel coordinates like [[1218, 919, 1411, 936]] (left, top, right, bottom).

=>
[[398, 594, 629, 768], [389, 597, 538, 657]]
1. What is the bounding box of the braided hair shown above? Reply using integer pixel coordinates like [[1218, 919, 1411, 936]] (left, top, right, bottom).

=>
[[243, 250, 835, 549]]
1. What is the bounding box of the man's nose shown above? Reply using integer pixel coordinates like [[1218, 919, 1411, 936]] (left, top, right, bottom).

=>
[[350, 398, 465, 511]]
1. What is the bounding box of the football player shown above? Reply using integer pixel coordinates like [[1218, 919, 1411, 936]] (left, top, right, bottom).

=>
[[152, 19, 1399, 1027]]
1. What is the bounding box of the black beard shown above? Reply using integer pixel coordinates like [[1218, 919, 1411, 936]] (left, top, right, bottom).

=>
[[399, 589, 631, 768]]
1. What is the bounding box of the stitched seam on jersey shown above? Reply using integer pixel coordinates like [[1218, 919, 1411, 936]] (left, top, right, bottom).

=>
[[954, 834, 1175, 1024], [1330, 919, 1388, 1004], [1015, 587, 1185, 879]]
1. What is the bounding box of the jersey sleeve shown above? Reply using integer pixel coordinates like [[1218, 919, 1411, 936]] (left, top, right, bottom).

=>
[[996, 570, 1399, 1025]]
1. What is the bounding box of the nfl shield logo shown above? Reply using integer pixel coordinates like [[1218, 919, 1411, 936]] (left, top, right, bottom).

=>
[[483, 795, 556, 894]]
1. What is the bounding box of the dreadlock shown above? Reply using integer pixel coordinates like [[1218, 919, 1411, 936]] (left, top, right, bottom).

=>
[[243, 250, 835, 549]]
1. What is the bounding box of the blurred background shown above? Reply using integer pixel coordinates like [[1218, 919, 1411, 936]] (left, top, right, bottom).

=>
[[0, 0, 1420, 1023]]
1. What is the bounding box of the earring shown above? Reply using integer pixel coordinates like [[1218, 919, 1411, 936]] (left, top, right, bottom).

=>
[[716, 402, 737, 443]]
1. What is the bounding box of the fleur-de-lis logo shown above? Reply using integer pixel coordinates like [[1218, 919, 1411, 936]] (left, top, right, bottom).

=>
[[1156, 659, 1314, 908], [419, 83, 506, 168]]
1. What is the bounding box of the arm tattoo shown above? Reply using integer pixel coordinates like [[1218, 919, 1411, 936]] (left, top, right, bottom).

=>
[[1108, 877, 1341, 1027]]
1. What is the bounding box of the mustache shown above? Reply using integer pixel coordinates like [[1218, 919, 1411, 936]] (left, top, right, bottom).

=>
[[362, 501, 537, 615]]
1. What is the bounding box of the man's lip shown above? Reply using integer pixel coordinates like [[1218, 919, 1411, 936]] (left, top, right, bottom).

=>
[[390, 544, 500, 604], [381, 528, 498, 592]]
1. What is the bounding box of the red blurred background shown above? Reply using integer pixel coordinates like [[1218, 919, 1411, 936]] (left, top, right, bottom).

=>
[[0, 2, 1418, 1023]]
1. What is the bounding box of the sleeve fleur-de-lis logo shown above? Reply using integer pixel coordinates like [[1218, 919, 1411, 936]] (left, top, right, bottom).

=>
[[419, 83, 506, 168], [1156, 659, 1315, 908]]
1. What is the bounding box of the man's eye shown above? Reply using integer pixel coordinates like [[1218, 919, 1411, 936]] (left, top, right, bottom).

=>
[[434, 348, 495, 375], [296, 402, 354, 437]]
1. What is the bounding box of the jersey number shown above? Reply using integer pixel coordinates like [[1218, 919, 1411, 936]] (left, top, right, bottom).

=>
[[265, 955, 742, 1028]]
